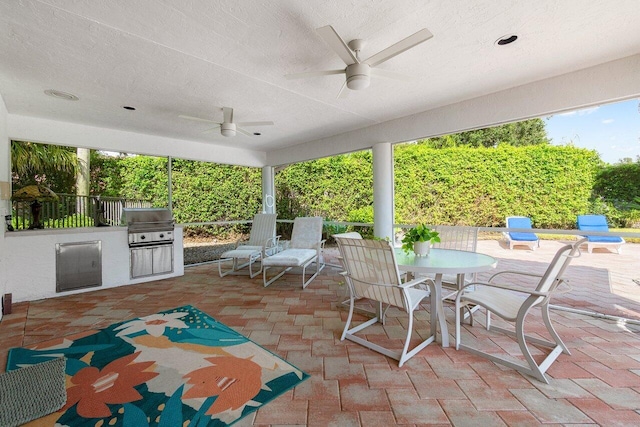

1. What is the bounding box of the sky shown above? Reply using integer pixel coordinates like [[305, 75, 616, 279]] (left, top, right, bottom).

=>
[[544, 98, 640, 164]]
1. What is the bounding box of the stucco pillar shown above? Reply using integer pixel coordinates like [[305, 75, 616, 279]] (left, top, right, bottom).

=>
[[167, 156, 173, 211], [372, 142, 394, 242], [261, 166, 276, 214], [0, 95, 10, 319]]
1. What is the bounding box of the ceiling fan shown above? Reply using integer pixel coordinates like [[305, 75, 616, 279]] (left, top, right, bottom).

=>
[[286, 25, 433, 97], [179, 107, 274, 137]]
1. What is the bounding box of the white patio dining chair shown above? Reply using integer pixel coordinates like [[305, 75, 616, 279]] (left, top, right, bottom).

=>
[[432, 225, 479, 296], [262, 216, 325, 288], [218, 213, 279, 278], [332, 232, 377, 314], [455, 238, 586, 383], [335, 237, 436, 367]]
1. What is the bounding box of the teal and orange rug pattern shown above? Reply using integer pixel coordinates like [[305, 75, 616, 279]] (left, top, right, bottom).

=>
[[6, 305, 309, 426]]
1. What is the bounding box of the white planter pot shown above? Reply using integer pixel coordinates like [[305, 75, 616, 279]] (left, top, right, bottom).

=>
[[413, 241, 431, 257]]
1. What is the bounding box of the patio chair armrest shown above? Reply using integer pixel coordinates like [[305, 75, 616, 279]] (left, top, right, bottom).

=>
[[488, 270, 543, 283], [264, 235, 281, 256], [461, 281, 550, 297], [399, 277, 434, 289], [265, 235, 280, 248]]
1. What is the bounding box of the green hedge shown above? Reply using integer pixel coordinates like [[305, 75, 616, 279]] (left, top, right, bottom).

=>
[[276, 151, 373, 221], [91, 144, 615, 231], [92, 156, 262, 226], [394, 144, 602, 228]]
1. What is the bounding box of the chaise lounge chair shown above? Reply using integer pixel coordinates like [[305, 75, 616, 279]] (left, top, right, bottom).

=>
[[577, 214, 625, 254], [503, 216, 540, 250], [218, 213, 279, 278], [262, 216, 325, 288]]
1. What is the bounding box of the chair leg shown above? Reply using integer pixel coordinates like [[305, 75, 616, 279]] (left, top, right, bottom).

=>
[[341, 295, 356, 341], [455, 301, 462, 350], [247, 254, 262, 278], [541, 303, 570, 355], [219, 255, 261, 278], [399, 310, 415, 367], [263, 265, 291, 287], [301, 256, 324, 288], [514, 315, 547, 383]]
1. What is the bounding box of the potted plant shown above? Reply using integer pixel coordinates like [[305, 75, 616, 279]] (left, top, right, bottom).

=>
[[401, 224, 440, 256]]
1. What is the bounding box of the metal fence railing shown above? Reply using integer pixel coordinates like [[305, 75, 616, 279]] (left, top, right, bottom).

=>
[[12, 194, 152, 230]]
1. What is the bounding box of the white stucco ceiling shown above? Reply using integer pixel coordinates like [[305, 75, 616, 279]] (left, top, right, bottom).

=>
[[1, 0, 640, 166]]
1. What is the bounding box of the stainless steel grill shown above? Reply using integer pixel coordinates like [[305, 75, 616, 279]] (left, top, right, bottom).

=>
[[122, 208, 175, 247], [121, 208, 175, 278]]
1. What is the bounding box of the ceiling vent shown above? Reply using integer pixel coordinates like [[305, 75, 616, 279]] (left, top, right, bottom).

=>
[[44, 89, 79, 101]]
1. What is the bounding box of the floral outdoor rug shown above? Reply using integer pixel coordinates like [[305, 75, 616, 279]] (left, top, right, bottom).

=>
[[6, 305, 309, 426]]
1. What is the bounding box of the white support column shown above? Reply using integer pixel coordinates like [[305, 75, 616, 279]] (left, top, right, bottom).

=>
[[261, 166, 276, 214], [372, 142, 394, 242], [167, 156, 173, 212], [0, 96, 9, 320]]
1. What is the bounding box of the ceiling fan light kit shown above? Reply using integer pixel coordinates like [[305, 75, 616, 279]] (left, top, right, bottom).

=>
[[346, 63, 371, 90], [220, 122, 236, 137]]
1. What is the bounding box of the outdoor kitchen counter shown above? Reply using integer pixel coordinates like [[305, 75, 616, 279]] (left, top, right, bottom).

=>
[[3, 225, 184, 303]]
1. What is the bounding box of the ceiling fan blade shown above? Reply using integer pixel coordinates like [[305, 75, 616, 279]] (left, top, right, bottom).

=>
[[201, 125, 221, 134], [336, 81, 349, 99], [363, 28, 433, 67], [371, 68, 416, 81], [285, 69, 345, 80], [179, 114, 217, 123], [236, 127, 253, 137], [223, 107, 233, 123], [316, 25, 359, 65], [236, 121, 274, 127]]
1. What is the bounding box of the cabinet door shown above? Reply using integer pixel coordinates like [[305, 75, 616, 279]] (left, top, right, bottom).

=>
[[152, 245, 173, 275], [131, 248, 154, 278]]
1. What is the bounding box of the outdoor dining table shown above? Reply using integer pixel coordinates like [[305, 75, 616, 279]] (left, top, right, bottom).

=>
[[394, 248, 498, 347]]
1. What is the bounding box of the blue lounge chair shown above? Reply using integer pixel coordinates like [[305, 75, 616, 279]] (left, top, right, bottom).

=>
[[577, 215, 625, 254], [504, 216, 540, 250]]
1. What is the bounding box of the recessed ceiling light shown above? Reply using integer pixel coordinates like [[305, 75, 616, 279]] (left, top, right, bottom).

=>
[[496, 34, 518, 46], [122, 106, 136, 111], [44, 89, 79, 101], [253, 132, 261, 136]]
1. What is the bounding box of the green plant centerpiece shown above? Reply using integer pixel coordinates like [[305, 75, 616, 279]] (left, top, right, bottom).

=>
[[401, 224, 440, 256]]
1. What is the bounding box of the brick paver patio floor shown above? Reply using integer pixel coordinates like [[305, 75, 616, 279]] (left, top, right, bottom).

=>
[[1, 239, 639, 425]]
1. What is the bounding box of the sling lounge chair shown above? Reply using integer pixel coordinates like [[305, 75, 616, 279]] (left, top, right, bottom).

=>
[[262, 216, 325, 288], [218, 213, 279, 278]]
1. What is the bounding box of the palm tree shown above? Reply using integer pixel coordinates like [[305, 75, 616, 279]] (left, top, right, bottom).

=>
[[11, 141, 78, 189]]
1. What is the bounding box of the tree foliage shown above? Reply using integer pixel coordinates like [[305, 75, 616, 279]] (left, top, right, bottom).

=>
[[11, 141, 77, 192], [417, 118, 549, 148], [593, 162, 640, 204]]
